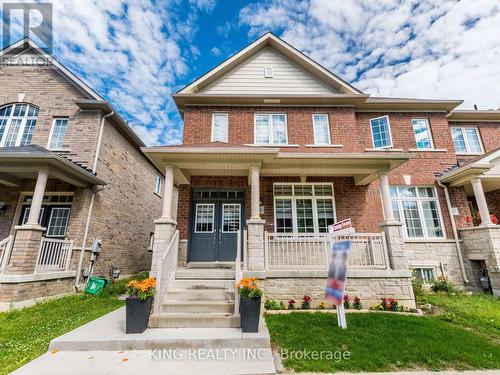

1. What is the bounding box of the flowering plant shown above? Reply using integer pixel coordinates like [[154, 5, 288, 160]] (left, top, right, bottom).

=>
[[382, 297, 400, 311], [288, 299, 296, 310], [465, 209, 498, 226], [318, 301, 326, 310], [237, 278, 263, 298], [301, 295, 312, 310], [127, 278, 156, 301], [353, 296, 362, 310], [343, 294, 351, 309]]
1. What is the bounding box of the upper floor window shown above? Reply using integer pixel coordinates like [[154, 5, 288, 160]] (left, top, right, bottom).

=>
[[312, 114, 331, 145], [370, 115, 393, 149], [48, 118, 69, 150], [390, 186, 444, 239], [412, 118, 433, 149], [211, 113, 228, 143], [154, 175, 162, 195], [0, 103, 39, 147], [451, 127, 483, 154], [254, 114, 287, 145]]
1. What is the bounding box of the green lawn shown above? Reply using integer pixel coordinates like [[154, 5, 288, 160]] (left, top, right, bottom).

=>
[[426, 293, 500, 341], [266, 312, 500, 373], [0, 294, 123, 374]]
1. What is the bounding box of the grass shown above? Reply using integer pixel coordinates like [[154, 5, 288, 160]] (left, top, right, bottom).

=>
[[266, 312, 500, 373], [0, 273, 149, 375], [426, 293, 500, 341]]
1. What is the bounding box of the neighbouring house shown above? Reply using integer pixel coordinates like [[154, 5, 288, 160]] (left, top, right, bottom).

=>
[[0, 39, 163, 310], [142, 32, 499, 328]]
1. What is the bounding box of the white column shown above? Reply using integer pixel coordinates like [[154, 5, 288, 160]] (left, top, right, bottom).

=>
[[27, 170, 48, 226], [471, 178, 492, 225], [161, 165, 175, 219], [378, 170, 394, 221], [250, 165, 260, 219]]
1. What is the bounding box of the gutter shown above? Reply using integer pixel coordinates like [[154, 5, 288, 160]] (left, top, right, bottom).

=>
[[75, 110, 114, 288], [437, 180, 470, 284]]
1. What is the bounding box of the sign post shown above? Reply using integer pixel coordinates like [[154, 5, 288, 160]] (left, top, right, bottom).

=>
[[325, 219, 353, 329]]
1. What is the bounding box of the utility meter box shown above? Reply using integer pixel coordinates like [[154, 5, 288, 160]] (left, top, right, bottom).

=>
[[92, 238, 102, 253]]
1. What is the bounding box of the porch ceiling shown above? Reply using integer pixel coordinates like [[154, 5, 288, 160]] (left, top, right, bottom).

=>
[[0, 146, 106, 187], [142, 145, 414, 185]]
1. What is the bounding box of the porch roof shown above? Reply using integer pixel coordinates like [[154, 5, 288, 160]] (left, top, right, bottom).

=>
[[438, 147, 500, 195], [0, 145, 106, 187], [142, 144, 414, 185]]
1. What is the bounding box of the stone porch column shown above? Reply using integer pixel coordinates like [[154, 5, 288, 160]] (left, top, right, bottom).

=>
[[150, 165, 177, 278], [378, 170, 409, 270], [471, 178, 493, 226], [6, 170, 48, 274], [247, 165, 265, 272]]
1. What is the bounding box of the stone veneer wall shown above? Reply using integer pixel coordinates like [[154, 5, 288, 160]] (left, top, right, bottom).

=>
[[0, 277, 75, 304], [260, 270, 415, 308]]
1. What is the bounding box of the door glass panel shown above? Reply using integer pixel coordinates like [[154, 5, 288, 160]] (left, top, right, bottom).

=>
[[296, 199, 314, 233], [222, 204, 240, 232], [46, 207, 70, 237], [195, 203, 215, 232]]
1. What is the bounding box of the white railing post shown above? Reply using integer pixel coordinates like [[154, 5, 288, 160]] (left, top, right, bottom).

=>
[[35, 238, 75, 273], [0, 235, 14, 273], [153, 230, 179, 315], [234, 229, 242, 317], [264, 231, 269, 271]]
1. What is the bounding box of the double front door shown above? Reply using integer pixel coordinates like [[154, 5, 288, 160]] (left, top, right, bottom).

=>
[[189, 190, 244, 262]]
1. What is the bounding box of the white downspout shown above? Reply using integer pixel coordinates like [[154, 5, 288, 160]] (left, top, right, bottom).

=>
[[437, 180, 470, 284], [75, 110, 114, 288]]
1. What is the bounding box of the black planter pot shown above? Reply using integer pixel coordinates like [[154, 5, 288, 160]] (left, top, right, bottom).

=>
[[126, 296, 153, 334], [240, 296, 261, 333]]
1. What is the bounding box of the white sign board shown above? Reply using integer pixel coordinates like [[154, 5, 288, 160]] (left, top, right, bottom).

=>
[[329, 218, 355, 237]]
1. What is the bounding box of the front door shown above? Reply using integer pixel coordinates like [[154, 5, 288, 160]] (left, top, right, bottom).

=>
[[189, 190, 244, 262]]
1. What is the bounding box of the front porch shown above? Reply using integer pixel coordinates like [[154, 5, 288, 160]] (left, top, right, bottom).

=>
[[0, 146, 105, 307], [143, 145, 417, 312]]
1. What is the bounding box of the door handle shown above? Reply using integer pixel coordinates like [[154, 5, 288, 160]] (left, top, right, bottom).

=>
[[218, 229, 222, 244]]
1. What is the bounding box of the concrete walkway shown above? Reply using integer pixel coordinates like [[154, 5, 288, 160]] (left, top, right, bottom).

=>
[[13, 307, 276, 375]]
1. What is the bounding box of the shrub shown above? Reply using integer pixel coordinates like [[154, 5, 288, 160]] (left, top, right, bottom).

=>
[[441, 311, 458, 323], [353, 296, 362, 310], [279, 301, 285, 310], [287, 299, 296, 310], [412, 275, 428, 305], [264, 299, 280, 310], [301, 295, 312, 310], [431, 276, 458, 294], [237, 278, 263, 298], [343, 294, 351, 309]]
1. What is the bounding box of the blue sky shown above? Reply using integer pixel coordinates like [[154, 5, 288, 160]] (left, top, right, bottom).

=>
[[1, 0, 500, 146]]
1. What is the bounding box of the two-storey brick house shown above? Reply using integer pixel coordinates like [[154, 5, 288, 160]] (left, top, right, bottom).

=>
[[142, 33, 499, 326], [0, 39, 163, 309]]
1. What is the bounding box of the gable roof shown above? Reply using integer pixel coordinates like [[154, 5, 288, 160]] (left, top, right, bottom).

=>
[[177, 32, 363, 95], [0, 38, 146, 149]]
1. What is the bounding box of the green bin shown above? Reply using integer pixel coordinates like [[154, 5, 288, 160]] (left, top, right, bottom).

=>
[[85, 277, 107, 295]]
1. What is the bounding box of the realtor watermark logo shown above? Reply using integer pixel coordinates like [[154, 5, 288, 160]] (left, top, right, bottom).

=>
[[1, 2, 53, 65]]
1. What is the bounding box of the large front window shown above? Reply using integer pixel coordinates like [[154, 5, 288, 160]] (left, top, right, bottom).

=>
[[451, 127, 483, 154], [390, 186, 444, 239], [274, 183, 335, 233], [254, 114, 287, 145], [0, 104, 39, 147]]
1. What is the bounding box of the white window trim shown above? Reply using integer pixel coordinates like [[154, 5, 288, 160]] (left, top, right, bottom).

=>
[[411, 118, 434, 149], [221, 203, 241, 233], [194, 203, 215, 233], [369, 115, 393, 149], [0, 104, 38, 147], [154, 175, 162, 196], [47, 118, 69, 151], [273, 183, 336, 233], [312, 114, 331, 145], [254, 113, 288, 145], [211, 112, 228, 143], [46, 207, 71, 238], [451, 127, 484, 154], [390, 186, 447, 240]]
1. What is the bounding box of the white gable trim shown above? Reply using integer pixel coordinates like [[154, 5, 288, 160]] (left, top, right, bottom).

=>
[[0, 38, 101, 100], [178, 32, 362, 95]]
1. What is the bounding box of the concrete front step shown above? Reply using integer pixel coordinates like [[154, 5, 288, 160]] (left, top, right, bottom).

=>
[[149, 313, 241, 328], [170, 278, 234, 289], [164, 288, 234, 302], [175, 268, 235, 280], [161, 301, 234, 314]]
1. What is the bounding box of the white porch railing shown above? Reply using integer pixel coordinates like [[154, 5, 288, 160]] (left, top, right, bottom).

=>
[[234, 229, 243, 316], [153, 230, 179, 315], [0, 235, 14, 273], [35, 238, 74, 273], [265, 232, 389, 270]]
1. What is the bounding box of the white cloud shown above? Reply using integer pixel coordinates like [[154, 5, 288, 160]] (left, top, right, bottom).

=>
[[239, 0, 500, 110], [210, 46, 221, 56]]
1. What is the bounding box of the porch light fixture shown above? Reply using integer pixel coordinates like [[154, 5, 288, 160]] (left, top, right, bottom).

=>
[[111, 266, 121, 279]]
